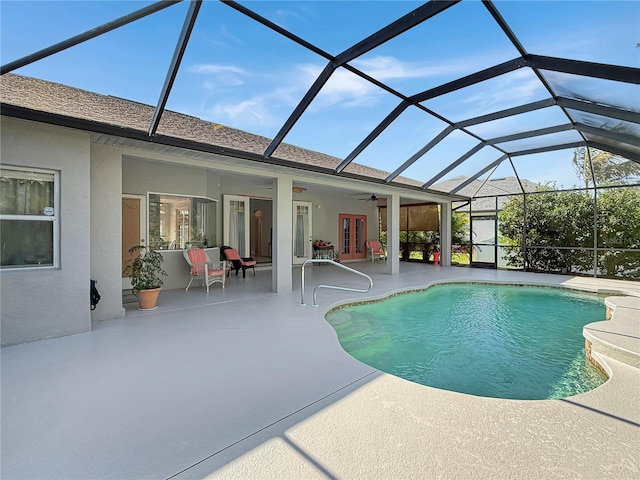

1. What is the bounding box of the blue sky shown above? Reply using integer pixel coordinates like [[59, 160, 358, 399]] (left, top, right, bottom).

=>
[[1, 0, 638, 190]]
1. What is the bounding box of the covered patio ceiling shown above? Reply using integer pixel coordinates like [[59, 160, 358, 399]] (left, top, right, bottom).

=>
[[1, 0, 638, 197]]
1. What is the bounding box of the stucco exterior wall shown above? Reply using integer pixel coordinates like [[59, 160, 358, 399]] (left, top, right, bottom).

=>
[[90, 143, 125, 323], [1, 118, 91, 346], [122, 156, 217, 198]]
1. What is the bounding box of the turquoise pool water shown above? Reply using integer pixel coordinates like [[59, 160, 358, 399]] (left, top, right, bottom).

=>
[[326, 284, 608, 400]]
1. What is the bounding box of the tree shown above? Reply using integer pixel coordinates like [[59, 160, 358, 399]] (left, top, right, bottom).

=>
[[572, 147, 640, 188], [498, 187, 640, 279], [596, 188, 640, 278], [452, 211, 469, 245], [499, 189, 593, 274]]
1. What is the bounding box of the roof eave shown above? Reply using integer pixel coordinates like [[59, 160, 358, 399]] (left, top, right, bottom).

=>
[[0, 103, 468, 202]]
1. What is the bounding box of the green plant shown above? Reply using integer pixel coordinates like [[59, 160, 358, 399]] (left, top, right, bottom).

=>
[[498, 187, 640, 279], [124, 245, 167, 291]]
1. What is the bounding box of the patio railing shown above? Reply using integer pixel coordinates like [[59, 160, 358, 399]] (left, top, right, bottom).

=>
[[300, 259, 373, 307]]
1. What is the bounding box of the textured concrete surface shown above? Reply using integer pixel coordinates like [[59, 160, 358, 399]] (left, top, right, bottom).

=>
[[585, 296, 640, 368], [2, 263, 639, 479]]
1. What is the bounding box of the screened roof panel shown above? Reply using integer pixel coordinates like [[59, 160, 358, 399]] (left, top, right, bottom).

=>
[[0, 0, 160, 63], [496, 130, 584, 154], [568, 109, 640, 148], [276, 67, 402, 160], [568, 109, 639, 131], [583, 133, 640, 159], [354, 105, 448, 174], [428, 146, 504, 193], [0, 1, 187, 107], [511, 148, 593, 191], [590, 153, 640, 186], [169, 1, 328, 141], [236, 0, 420, 54], [396, 129, 481, 185], [353, 0, 520, 96], [464, 106, 569, 139], [474, 161, 523, 197], [438, 160, 522, 201], [495, 0, 640, 68], [421, 68, 549, 122], [543, 71, 640, 113]]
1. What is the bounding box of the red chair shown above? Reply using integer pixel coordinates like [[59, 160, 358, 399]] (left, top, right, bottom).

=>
[[183, 249, 226, 292], [221, 246, 257, 278], [366, 240, 386, 262]]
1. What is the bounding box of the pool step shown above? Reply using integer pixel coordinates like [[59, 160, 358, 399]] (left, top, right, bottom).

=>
[[583, 296, 640, 370]]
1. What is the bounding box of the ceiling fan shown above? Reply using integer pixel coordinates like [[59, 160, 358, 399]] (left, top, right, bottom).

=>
[[358, 194, 386, 202]]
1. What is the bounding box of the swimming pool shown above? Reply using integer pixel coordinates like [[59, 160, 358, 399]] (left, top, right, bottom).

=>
[[326, 283, 608, 400]]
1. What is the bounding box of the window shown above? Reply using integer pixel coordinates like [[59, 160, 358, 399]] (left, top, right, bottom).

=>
[[148, 193, 216, 250], [0, 166, 58, 269]]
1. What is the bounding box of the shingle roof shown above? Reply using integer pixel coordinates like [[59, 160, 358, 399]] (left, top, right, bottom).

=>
[[436, 175, 540, 212], [1, 73, 422, 188]]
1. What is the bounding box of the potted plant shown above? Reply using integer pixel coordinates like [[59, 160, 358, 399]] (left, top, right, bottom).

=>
[[124, 245, 167, 310]]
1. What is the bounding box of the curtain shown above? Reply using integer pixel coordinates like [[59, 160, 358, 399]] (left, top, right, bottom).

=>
[[237, 210, 245, 254], [229, 209, 238, 251], [229, 200, 246, 254], [0, 171, 54, 216], [294, 205, 309, 258], [295, 211, 305, 257]]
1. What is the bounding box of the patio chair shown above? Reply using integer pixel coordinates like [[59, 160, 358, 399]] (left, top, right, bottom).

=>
[[220, 246, 257, 278], [183, 248, 226, 292], [366, 240, 386, 262]]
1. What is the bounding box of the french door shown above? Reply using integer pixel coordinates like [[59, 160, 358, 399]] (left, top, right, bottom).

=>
[[339, 214, 367, 260], [223, 195, 251, 257], [292, 201, 312, 265]]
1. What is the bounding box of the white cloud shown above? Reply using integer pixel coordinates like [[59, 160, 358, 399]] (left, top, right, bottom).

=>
[[189, 64, 248, 87], [294, 63, 380, 109], [274, 8, 308, 25], [209, 98, 278, 129], [199, 24, 246, 50], [460, 69, 545, 111], [191, 64, 247, 75], [186, 52, 523, 132], [351, 55, 467, 81]]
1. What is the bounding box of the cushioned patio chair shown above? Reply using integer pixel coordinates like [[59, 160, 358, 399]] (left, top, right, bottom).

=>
[[220, 246, 257, 278], [366, 240, 386, 262], [183, 248, 226, 292]]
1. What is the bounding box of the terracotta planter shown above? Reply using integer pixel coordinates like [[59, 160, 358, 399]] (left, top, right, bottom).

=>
[[136, 287, 161, 310]]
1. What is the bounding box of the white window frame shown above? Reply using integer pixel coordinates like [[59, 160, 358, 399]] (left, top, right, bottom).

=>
[[0, 165, 60, 270]]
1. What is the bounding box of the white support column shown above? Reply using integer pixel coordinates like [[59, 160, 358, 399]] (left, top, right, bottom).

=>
[[386, 193, 400, 275], [440, 202, 452, 266], [272, 176, 293, 292]]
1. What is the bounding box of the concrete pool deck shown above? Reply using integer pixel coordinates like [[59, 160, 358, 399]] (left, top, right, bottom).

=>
[[2, 263, 639, 479]]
